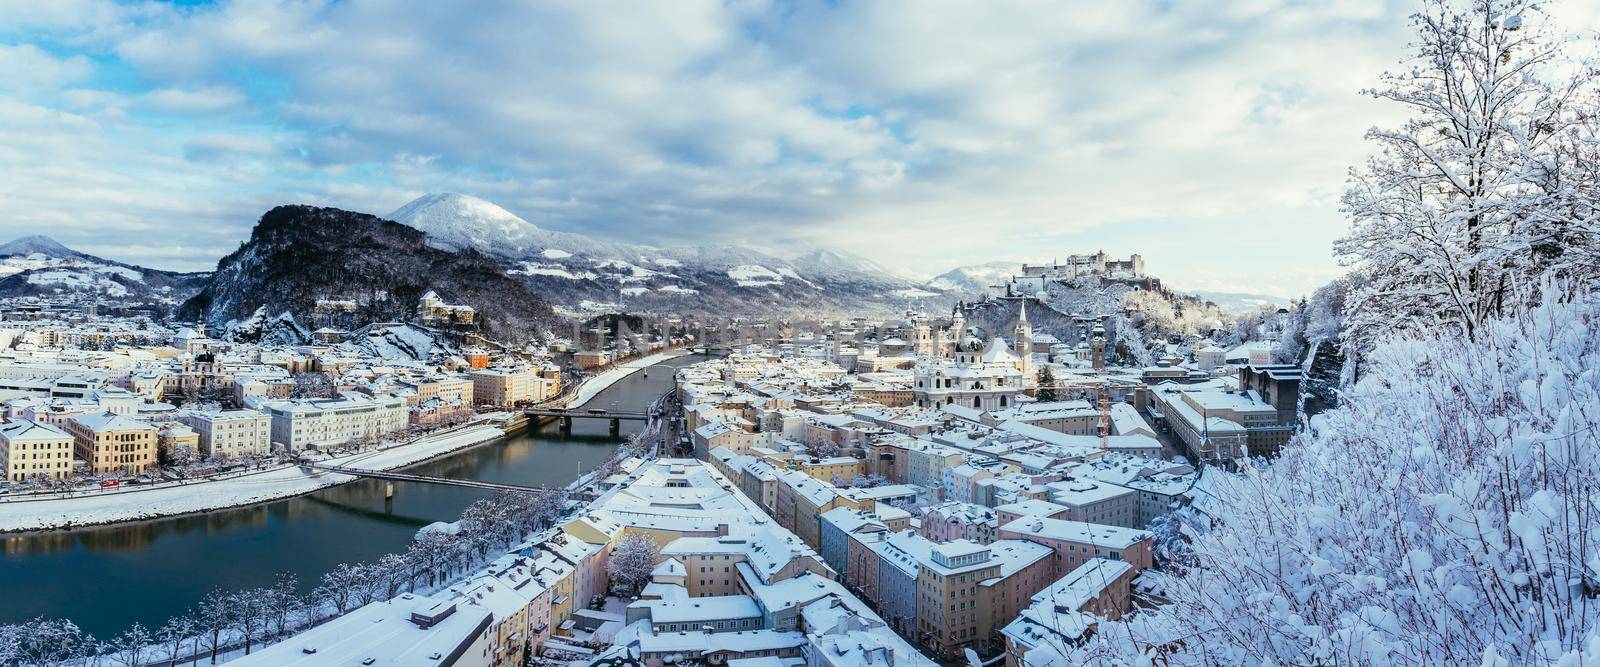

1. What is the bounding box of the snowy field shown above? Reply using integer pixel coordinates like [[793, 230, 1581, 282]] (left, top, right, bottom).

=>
[[568, 349, 688, 407], [0, 424, 506, 532]]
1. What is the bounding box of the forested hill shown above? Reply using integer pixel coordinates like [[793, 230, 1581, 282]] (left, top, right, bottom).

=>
[[178, 205, 559, 341]]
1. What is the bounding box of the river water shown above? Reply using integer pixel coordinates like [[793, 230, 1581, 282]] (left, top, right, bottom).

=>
[[0, 354, 700, 638]]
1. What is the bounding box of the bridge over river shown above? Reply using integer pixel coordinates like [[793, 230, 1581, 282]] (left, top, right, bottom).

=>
[[0, 353, 708, 639], [301, 463, 565, 495], [524, 406, 654, 435]]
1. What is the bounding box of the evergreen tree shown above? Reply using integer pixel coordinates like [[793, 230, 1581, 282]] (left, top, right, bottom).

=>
[[1036, 366, 1056, 402]]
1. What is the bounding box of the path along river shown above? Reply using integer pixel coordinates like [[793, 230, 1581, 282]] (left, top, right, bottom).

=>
[[0, 354, 702, 638]]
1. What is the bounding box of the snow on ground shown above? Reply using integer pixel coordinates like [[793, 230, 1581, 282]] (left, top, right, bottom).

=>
[[93, 265, 143, 281], [568, 350, 687, 407], [774, 266, 820, 289], [0, 424, 506, 532], [727, 264, 784, 287], [620, 287, 650, 297], [510, 262, 597, 281], [541, 248, 573, 259], [893, 288, 939, 298], [595, 259, 658, 283], [0, 254, 57, 278], [27, 270, 130, 296], [656, 284, 699, 295], [648, 257, 683, 268]]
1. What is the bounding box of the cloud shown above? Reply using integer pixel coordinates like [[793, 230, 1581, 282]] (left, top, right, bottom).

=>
[[0, 43, 93, 93], [0, 0, 1559, 295], [144, 86, 247, 114]]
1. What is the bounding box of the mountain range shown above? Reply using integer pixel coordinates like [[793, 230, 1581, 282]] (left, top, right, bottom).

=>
[[0, 235, 209, 308], [0, 194, 1283, 330], [387, 192, 951, 317], [177, 205, 559, 341]]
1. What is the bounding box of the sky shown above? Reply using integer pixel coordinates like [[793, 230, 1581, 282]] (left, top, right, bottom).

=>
[[2, 0, 1589, 298]]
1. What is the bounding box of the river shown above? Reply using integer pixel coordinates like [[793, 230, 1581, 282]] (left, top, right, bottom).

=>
[[0, 354, 701, 638]]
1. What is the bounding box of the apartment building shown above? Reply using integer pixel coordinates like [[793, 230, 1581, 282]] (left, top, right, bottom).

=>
[[408, 374, 475, 425], [1151, 382, 1294, 461], [794, 455, 864, 484], [915, 540, 999, 657], [179, 409, 272, 459], [772, 470, 874, 549], [1043, 478, 1140, 528], [469, 367, 553, 407], [266, 394, 407, 451], [997, 516, 1154, 577], [0, 419, 75, 482], [64, 411, 158, 476]]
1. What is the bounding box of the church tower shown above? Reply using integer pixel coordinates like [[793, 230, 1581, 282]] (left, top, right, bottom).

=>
[[912, 313, 932, 357], [1013, 301, 1033, 375], [948, 306, 966, 357]]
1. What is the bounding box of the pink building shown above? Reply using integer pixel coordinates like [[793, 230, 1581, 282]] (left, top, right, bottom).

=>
[[998, 516, 1153, 577], [919, 501, 998, 544]]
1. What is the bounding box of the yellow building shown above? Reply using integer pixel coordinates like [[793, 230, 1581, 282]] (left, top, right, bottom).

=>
[[0, 419, 75, 482], [773, 470, 875, 549], [469, 367, 554, 406], [917, 541, 1002, 658], [155, 421, 201, 459], [796, 456, 864, 484], [64, 411, 158, 476]]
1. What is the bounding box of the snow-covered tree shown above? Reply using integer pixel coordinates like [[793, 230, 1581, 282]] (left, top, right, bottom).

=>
[[109, 622, 151, 667], [1105, 314, 1154, 367], [6, 618, 94, 667], [1337, 0, 1600, 352], [1304, 276, 1357, 344], [197, 588, 233, 664], [531, 490, 569, 530], [607, 534, 661, 596], [372, 553, 410, 602], [812, 440, 843, 459], [850, 473, 889, 488], [164, 443, 202, 469], [291, 372, 337, 399], [1070, 283, 1600, 664], [231, 588, 270, 655], [157, 613, 196, 665], [316, 563, 366, 615]]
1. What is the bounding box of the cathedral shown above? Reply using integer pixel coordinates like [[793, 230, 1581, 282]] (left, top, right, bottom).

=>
[[909, 304, 1035, 411]]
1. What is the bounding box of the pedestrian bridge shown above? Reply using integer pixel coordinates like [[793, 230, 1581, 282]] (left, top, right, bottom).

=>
[[301, 463, 562, 495]]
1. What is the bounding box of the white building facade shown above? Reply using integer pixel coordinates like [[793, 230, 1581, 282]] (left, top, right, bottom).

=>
[[180, 409, 272, 459], [267, 395, 408, 451]]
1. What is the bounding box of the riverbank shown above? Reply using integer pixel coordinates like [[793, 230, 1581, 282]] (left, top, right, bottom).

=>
[[0, 423, 506, 533], [569, 349, 689, 407], [0, 352, 690, 534]]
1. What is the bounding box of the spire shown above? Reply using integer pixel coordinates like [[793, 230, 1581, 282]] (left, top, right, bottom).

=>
[[1018, 301, 1028, 324]]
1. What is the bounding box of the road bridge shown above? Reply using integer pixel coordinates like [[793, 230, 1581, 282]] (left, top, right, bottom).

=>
[[524, 407, 651, 435]]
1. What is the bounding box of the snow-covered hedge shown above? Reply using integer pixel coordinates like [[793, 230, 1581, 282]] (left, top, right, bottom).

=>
[[1071, 284, 1600, 665]]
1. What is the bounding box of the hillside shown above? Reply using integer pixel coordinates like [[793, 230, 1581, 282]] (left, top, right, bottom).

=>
[[925, 261, 1021, 296], [388, 192, 948, 317], [0, 235, 210, 310], [178, 206, 558, 340]]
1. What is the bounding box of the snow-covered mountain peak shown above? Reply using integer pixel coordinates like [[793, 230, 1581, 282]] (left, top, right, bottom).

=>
[[389, 192, 543, 254], [927, 261, 1022, 294], [0, 235, 82, 258], [790, 248, 915, 284]]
